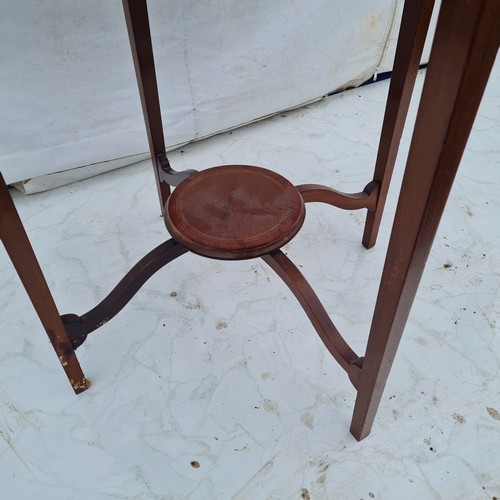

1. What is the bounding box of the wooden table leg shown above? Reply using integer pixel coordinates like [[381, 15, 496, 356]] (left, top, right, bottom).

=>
[[0, 174, 89, 394], [362, 0, 434, 249], [351, 0, 499, 440], [122, 0, 170, 211]]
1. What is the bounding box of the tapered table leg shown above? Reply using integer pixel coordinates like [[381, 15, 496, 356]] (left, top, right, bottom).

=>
[[351, 0, 499, 440], [0, 174, 89, 394], [362, 0, 434, 249], [122, 0, 170, 211]]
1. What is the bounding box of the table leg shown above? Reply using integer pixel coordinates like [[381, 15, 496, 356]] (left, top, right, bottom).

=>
[[122, 0, 170, 211], [351, 0, 499, 440], [0, 174, 89, 394], [362, 0, 434, 249]]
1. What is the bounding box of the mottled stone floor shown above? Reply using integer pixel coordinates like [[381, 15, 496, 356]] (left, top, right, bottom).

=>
[[1, 63, 499, 499]]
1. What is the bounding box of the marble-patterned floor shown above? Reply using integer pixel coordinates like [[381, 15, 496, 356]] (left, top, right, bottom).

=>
[[1, 62, 499, 499]]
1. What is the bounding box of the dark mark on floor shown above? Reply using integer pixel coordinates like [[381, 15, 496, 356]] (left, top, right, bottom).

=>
[[423, 438, 436, 452], [216, 319, 228, 330], [319, 463, 329, 473], [301, 488, 310, 500], [185, 297, 204, 310], [300, 412, 315, 430], [263, 399, 278, 413], [486, 407, 500, 420], [190, 461, 200, 469], [452, 412, 466, 424]]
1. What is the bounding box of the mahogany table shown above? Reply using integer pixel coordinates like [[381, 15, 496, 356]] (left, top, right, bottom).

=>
[[0, 0, 497, 440]]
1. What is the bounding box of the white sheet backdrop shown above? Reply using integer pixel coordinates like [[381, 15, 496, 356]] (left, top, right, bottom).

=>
[[0, 0, 438, 190]]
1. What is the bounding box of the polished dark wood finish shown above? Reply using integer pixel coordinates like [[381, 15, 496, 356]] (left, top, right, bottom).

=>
[[297, 180, 378, 211], [62, 239, 188, 348], [122, 0, 169, 210], [1, 0, 494, 443], [351, 0, 499, 440], [362, 0, 434, 249], [165, 165, 306, 260], [262, 251, 363, 388], [0, 174, 89, 394], [122, 0, 199, 210], [157, 154, 198, 187]]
